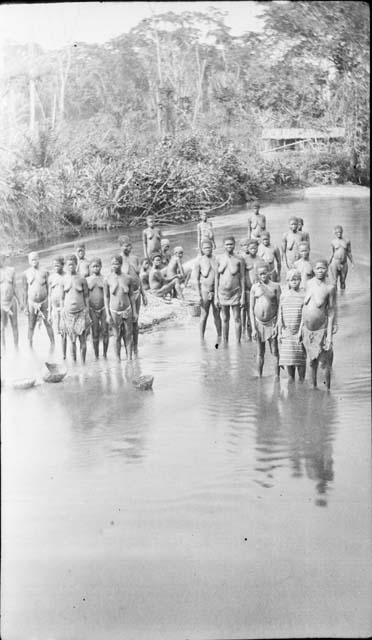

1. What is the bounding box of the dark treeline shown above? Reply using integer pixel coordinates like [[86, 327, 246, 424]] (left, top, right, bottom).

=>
[[0, 1, 369, 248]]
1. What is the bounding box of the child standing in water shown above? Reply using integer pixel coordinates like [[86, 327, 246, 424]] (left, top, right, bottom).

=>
[[277, 269, 306, 382], [282, 217, 303, 270], [22, 251, 55, 349], [239, 238, 259, 339], [247, 201, 266, 240], [143, 215, 162, 261], [75, 242, 90, 278], [257, 231, 281, 282], [194, 239, 221, 341], [300, 259, 336, 389], [61, 255, 90, 363], [87, 257, 109, 359], [48, 256, 65, 346], [297, 217, 310, 248], [250, 263, 281, 378], [216, 236, 245, 343], [294, 242, 314, 289], [104, 255, 137, 361], [329, 225, 353, 290], [0, 252, 20, 349], [197, 211, 216, 254]]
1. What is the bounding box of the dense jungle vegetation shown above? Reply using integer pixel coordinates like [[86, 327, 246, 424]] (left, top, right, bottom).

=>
[[0, 1, 369, 248]]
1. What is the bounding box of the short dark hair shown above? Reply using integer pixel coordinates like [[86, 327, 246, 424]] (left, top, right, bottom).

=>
[[90, 257, 102, 266], [111, 254, 123, 265], [65, 254, 78, 264]]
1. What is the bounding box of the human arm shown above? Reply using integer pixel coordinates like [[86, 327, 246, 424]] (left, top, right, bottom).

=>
[[277, 296, 283, 341], [210, 224, 216, 250], [325, 285, 336, 348], [128, 278, 138, 323], [22, 272, 28, 312], [142, 230, 148, 260], [274, 246, 281, 278], [194, 259, 203, 305], [12, 270, 21, 308], [346, 240, 354, 265], [249, 285, 257, 339], [329, 241, 335, 265], [239, 257, 245, 307], [103, 279, 110, 321], [281, 235, 289, 269], [214, 259, 220, 307], [82, 277, 89, 309]]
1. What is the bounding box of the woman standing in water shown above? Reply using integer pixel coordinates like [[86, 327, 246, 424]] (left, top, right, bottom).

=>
[[300, 259, 336, 390], [22, 251, 55, 350], [104, 255, 137, 361], [0, 252, 20, 349], [60, 255, 90, 363], [215, 236, 245, 344], [277, 269, 306, 382]]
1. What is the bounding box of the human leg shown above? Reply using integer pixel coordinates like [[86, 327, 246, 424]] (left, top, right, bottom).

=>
[[123, 317, 134, 360], [90, 309, 100, 358], [27, 308, 38, 347], [340, 262, 348, 289], [211, 300, 222, 339], [257, 338, 265, 377], [287, 365, 295, 381], [231, 304, 242, 343], [9, 302, 19, 349], [221, 305, 230, 342], [271, 336, 280, 379], [79, 332, 87, 364], [297, 365, 306, 381], [200, 297, 211, 339]]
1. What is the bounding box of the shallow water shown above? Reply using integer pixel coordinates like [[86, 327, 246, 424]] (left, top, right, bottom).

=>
[[2, 193, 371, 639]]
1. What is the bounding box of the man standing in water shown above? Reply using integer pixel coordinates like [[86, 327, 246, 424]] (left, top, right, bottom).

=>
[[250, 263, 281, 378], [0, 252, 20, 349], [247, 201, 266, 240], [119, 235, 147, 356], [22, 251, 55, 349], [75, 242, 90, 278], [215, 236, 245, 343], [329, 225, 353, 290], [300, 259, 336, 390], [194, 239, 221, 341]]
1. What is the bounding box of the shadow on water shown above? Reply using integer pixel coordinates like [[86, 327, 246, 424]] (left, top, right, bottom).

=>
[[254, 380, 336, 506]]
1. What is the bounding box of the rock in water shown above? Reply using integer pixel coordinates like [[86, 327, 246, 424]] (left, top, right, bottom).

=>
[[42, 362, 67, 383], [12, 378, 36, 390], [132, 375, 154, 391]]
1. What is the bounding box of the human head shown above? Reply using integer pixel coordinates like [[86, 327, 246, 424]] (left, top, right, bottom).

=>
[[53, 256, 64, 272], [152, 254, 162, 268], [146, 214, 155, 227], [334, 225, 343, 237], [314, 259, 328, 280], [200, 210, 208, 222], [174, 246, 184, 258], [297, 217, 304, 229], [298, 241, 310, 259], [248, 239, 258, 256], [161, 238, 170, 251], [201, 239, 213, 257], [28, 251, 40, 268], [289, 217, 298, 231], [261, 231, 270, 246], [65, 254, 78, 274], [90, 257, 102, 274], [253, 201, 260, 213], [141, 258, 150, 270], [118, 235, 132, 255], [111, 254, 123, 272], [223, 236, 235, 254], [257, 262, 270, 282], [75, 243, 86, 259], [286, 268, 301, 290]]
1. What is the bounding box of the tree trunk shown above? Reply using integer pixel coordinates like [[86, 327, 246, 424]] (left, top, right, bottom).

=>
[[192, 46, 207, 129]]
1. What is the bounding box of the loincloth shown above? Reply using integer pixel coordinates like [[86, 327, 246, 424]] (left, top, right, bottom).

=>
[[61, 308, 90, 339], [218, 286, 241, 306], [110, 306, 132, 325], [256, 316, 277, 343], [1, 296, 17, 316], [302, 326, 333, 366]]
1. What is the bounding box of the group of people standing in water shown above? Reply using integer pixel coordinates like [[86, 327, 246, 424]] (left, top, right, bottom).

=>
[[0, 202, 353, 389]]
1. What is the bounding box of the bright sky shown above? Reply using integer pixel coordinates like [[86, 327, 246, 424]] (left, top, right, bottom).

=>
[[0, 1, 264, 49]]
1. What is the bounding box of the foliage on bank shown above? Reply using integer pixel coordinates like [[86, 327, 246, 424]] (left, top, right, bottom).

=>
[[0, 1, 369, 248]]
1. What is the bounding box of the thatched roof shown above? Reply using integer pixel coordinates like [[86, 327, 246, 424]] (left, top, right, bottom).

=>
[[262, 127, 345, 140]]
